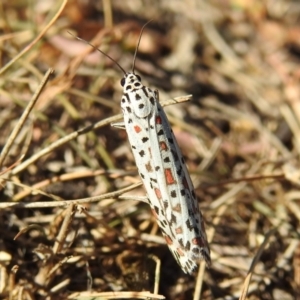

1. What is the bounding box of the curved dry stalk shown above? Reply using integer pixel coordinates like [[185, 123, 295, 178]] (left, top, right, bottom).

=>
[[148, 255, 161, 295], [0, 182, 143, 209], [10, 169, 128, 202], [239, 228, 278, 300]]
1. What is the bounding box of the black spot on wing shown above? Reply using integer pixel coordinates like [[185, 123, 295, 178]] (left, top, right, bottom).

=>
[[139, 150, 145, 157], [170, 213, 176, 224], [123, 93, 130, 103], [163, 201, 168, 210], [171, 149, 179, 161], [168, 137, 174, 144], [192, 247, 200, 254], [186, 219, 194, 231], [178, 238, 184, 248], [142, 86, 149, 98], [164, 157, 170, 163], [149, 96, 155, 105], [185, 241, 191, 250], [176, 166, 183, 176]]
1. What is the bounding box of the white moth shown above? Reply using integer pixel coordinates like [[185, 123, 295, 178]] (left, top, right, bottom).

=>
[[75, 22, 211, 274], [119, 71, 211, 273]]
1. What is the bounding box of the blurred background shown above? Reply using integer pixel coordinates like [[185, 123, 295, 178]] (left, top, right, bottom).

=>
[[0, 1, 300, 299]]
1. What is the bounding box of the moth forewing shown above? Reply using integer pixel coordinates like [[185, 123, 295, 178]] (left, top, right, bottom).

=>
[[152, 101, 210, 272], [120, 72, 210, 273]]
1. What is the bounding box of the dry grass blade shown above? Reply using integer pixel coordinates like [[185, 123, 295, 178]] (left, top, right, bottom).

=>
[[68, 290, 166, 299], [239, 228, 278, 300], [0, 182, 143, 209], [52, 203, 77, 254], [294, 242, 300, 299], [193, 261, 207, 300], [0, 69, 53, 169], [11, 169, 112, 201], [148, 255, 161, 295]]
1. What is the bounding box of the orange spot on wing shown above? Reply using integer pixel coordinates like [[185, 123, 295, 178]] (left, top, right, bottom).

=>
[[154, 188, 162, 200], [173, 203, 182, 212], [134, 125, 142, 133], [192, 237, 205, 247], [159, 141, 168, 151], [177, 248, 185, 256], [156, 116, 162, 124], [165, 169, 176, 185], [175, 227, 183, 234], [165, 235, 173, 245]]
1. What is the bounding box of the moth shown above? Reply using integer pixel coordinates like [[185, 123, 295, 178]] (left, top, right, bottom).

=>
[[119, 71, 211, 274], [74, 22, 211, 274]]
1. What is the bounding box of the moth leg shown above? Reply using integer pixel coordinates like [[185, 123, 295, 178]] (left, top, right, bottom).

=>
[[111, 122, 125, 129]]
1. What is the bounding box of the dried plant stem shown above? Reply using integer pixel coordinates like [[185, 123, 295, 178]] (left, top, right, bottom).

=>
[[103, 0, 113, 28], [0, 68, 54, 169], [69, 291, 165, 299], [239, 228, 277, 300], [0, 182, 143, 209], [149, 255, 161, 295], [193, 261, 207, 300], [52, 203, 76, 254]]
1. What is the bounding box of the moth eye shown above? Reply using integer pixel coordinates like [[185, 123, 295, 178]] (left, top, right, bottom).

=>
[[120, 77, 126, 86], [135, 74, 141, 82]]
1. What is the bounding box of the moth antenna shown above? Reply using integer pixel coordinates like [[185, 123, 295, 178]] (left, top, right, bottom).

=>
[[132, 20, 152, 74], [68, 31, 127, 75]]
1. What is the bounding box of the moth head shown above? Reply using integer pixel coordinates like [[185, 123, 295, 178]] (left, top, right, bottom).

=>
[[121, 73, 142, 90]]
